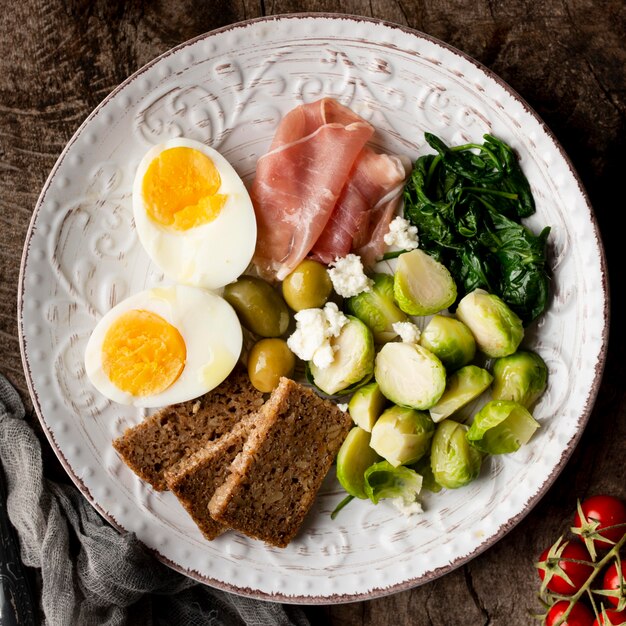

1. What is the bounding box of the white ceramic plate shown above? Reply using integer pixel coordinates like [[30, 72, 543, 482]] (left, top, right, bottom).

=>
[[18, 14, 608, 602]]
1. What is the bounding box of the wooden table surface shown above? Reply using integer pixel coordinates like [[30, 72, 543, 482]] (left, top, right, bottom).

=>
[[1, 1, 625, 624]]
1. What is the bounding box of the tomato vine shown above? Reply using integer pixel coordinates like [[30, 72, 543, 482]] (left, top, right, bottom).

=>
[[534, 495, 626, 625]]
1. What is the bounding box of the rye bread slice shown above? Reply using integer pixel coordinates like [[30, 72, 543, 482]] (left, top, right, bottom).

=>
[[112, 365, 265, 490], [208, 377, 352, 548], [164, 416, 257, 540]]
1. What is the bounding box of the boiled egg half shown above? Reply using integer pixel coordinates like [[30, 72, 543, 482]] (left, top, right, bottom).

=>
[[133, 137, 257, 290], [84, 285, 242, 407]]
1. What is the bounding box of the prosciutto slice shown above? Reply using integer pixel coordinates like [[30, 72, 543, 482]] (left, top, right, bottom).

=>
[[310, 147, 409, 266], [251, 98, 374, 281]]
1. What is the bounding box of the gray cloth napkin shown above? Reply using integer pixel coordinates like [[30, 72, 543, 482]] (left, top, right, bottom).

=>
[[0, 373, 310, 626]]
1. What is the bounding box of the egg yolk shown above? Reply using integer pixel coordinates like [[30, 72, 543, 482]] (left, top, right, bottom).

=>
[[101, 309, 186, 397], [142, 147, 227, 230]]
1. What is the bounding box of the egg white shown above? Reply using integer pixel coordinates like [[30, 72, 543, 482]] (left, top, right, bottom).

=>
[[132, 137, 257, 290], [84, 285, 243, 408]]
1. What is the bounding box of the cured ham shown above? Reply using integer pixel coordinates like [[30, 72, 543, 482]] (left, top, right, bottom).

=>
[[251, 98, 374, 281], [310, 147, 409, 266], [353, 155, 411, 267], [250, 97, 410, 280]]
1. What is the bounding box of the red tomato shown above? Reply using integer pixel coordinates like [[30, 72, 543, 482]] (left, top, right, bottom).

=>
[[537, 540, 594, 595], [573, 495, 626, 551], [546, 600, 594, 626], [603, 559, 626, 609], [592, 609, 626, 625]]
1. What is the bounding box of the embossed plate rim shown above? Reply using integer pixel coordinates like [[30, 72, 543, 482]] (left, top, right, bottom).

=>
[[18, 13, 609, 603]]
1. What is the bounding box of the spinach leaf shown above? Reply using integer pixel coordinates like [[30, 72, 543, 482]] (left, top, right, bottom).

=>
[[483, 134, 536, 218], [404, 133, 550, 326]]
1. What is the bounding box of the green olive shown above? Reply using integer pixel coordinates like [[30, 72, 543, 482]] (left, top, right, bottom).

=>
[[247, 338, 296, 393], [282, 259, 333, 311], [223, 276, 290, 337]]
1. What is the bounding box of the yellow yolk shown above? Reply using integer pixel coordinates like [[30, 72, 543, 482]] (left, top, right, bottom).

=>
[[142, 147, 227, 230], [101, 309, 186, 397]]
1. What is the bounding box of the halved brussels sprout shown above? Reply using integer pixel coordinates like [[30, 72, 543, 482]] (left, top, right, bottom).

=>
[[375, 342, 446, 410], [455, 289, 524, 358], [309, 316, 374, 395], [370, 405, 435, 467], [429, 365, 493, 423], [336, 426, 382, 499], [491, 350, 548, 408], [346, 273, 409, 343], [348, 381, 387, 432], [364, 460, 423, 505], [420, 314, 476, 371], [466, 400, 539, 454], [393, 249, 457, 316], [431, 420, 482, 489]]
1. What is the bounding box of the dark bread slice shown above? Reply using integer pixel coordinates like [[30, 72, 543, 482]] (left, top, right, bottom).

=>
[[164, 416, 257, 540], [112, 365, 265, 490], [208, 377, 352, 548]]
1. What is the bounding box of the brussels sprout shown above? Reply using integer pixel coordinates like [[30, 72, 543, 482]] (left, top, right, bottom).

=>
[[348, 381, 387, 432], [455, 288, 524, 358], [370, 405, 435, 467], [420, 314, 476, 371], [309, 316, 374, 395], [364, 460, 423, 505], [375, 342, 446, 410], [393, 249, 457, 316], [491, 350, 548, 408], [431, 420, 482, 489], [336, 426, 382, 499], [466, 400, 539, 454], [346, 273, 408, 343], [429, 365, 493, 423]]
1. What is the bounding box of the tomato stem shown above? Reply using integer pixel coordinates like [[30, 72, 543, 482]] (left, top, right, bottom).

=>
[[549, 532, 626, 625]]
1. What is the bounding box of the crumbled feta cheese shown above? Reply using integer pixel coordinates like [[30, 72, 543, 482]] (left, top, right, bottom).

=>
[[384, 216, 419, 250], [323, 300, 348, 336], [327, 254, 373, 298], [287, 302, 348, 369], [336, 403, 349, 412], [391, 497, 424, 517], [392, 321, 421, 344]]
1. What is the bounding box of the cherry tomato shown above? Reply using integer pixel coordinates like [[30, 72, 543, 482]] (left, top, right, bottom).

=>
[[546, 600, 594, 626], [538, 540, 594, 595], [573, 495, 626, 551], [603, 560, 626, 609], [592, 609, 626, 625]]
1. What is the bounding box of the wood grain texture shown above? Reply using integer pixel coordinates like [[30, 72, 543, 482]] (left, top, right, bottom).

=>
[[1, 1, 625, 624]]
